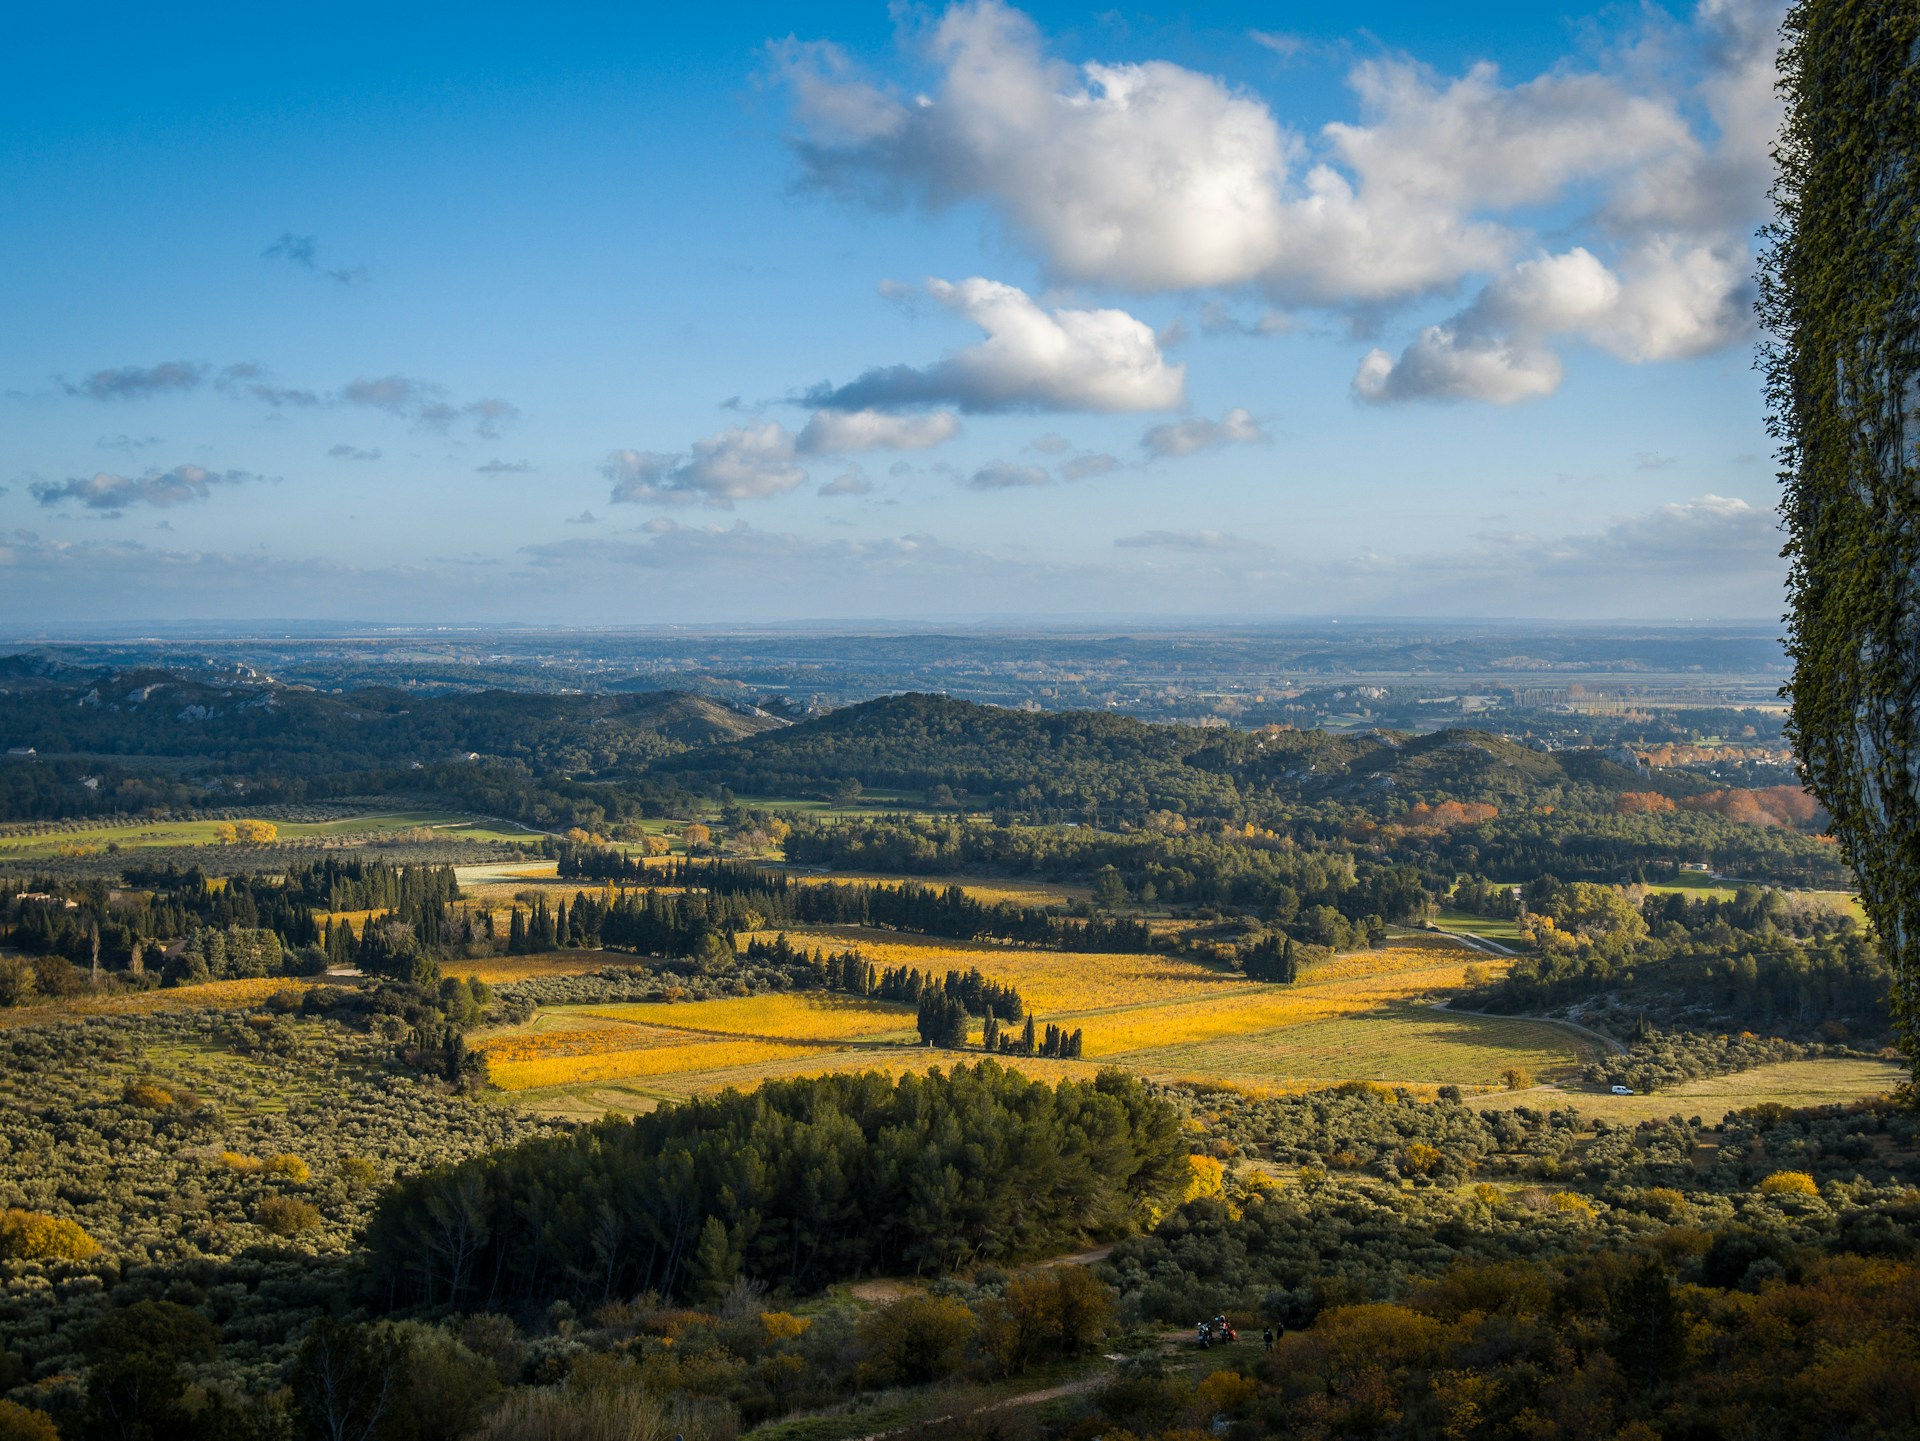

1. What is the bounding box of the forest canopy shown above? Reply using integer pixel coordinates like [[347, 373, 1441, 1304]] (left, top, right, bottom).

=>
[[365, 1062, 1187, 1312]]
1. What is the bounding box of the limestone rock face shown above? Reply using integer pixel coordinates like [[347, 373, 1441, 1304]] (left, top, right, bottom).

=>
[[1768, 6, 1920, 1073]]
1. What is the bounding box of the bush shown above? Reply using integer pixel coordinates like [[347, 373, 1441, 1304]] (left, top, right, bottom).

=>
[[1758, 1170, 1821, 1199], [0, 1400, 59, 1441], [856, 1294, 978, 1386], [122, 1079, 174, 1109], [476, 1387, 735, 1441], [258, 1195, 322, 1236], [0, 1208, 101, 1261]]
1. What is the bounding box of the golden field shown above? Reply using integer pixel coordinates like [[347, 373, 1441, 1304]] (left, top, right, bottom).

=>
[[0, 977, 316, 1029], [475, 991, 919, 1092], [780, 871, 1087, 907], [470, 931, 1574, 1115], [576, 992, 917, 1042], [757, 926, 1237, 1012], [453, 952, 634, 984]]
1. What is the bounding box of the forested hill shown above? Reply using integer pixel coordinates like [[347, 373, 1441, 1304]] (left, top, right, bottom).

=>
[[0, 664, 782, 777], [645, 691, 1683, 818]]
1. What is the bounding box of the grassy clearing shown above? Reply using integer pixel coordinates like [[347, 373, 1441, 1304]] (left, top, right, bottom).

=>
[[0, 810, 541, 859], [1431, 909, 1526, 943], [451, 951, 636, 984], [0, 976, 317, 1029], [1488, 1057, 1908, 1125], [774, 869, 1090, 907], [1113, 1005, 1592, 1087]]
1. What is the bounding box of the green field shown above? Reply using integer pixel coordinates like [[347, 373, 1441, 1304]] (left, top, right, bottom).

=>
[[1487, 1057, 1907, 1126], [1645, 872, 1866, 922], [1110, 1004, 1595, 1088], [1430, 909, 1526, 944], [0, 809, 544, 858]]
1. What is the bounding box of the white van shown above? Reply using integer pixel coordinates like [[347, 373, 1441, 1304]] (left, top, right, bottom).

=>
[[1610, 1084, 1634, 1095]]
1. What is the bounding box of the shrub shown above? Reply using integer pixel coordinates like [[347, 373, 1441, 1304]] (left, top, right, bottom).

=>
[[1547, 1192, 1596, 1220], [1758, 1170, 1821, 1199], [761, 1312, 810, 1342], [265, 1153, 311, 1183], [1399, 1143, 1443, 1177], [856, 1294, 978, 1386], [1184, 1155, 1226, 1202], [0, 1208, 101, 1261], [0, 1400, 60, 1441], [122, 1079, 174, 1109], [1501, 1067, 1533, 1091], [258, 1195, 322, 1236], [1195, 1370, 1258, 1418]]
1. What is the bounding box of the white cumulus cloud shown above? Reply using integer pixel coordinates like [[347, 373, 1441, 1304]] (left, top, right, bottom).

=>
[[604, 421, 809, 507], [809, 277, 1185, 413], [797, 408, 961, 453]]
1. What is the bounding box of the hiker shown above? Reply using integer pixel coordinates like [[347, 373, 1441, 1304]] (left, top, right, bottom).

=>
[[1262, 1326, 1274, 1353]]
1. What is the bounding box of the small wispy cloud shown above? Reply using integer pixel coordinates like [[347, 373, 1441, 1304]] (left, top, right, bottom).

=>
[[30, 464, 263, 513], [263, 232, 369, 285], [62, 361, 207, 402], [820, 465, 873, 496], [1141, 408, 1268, 458], [476, 458, 534, 474], [1115, 528, 1274, 554], [327, 444, 382, 462], [341, 376, 518, 438], [966, 461, 1051, 490], [1061, 453, 1121, 480], [220, 363, 319, 407]]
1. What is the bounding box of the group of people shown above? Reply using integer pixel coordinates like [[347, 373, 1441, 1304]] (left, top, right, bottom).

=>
[[1194, 1316, 1281, 1352]]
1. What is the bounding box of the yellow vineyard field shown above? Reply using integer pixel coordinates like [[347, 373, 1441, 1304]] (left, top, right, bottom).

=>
[[475, 992, 919, 1091], [761, 926, 1236, 1012], [473, 930, 1538, 1114], [487, 1034, 821, 1090], [576, 992, 916, 1042]]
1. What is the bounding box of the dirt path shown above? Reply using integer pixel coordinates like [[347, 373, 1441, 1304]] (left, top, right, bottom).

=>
[[847, 1370, 1109, 1441]]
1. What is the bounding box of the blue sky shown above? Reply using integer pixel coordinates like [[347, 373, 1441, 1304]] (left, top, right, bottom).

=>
[[0, 1, 1789, 624]]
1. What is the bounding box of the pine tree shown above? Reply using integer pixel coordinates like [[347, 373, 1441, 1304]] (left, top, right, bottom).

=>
[[686, 1215, 737, 1305]]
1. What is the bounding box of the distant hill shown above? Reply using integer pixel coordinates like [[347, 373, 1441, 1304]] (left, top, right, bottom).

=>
[[0, 660, 782, 778], [645, 692, 1669, 815]]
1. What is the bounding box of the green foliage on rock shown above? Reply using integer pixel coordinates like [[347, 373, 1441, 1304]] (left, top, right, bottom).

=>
[[1764, 0, 1920, 1074]]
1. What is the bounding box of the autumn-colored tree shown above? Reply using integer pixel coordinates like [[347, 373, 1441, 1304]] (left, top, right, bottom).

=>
[[0, 1208, 100, 1261], [1615, 791, 1676, 815]]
